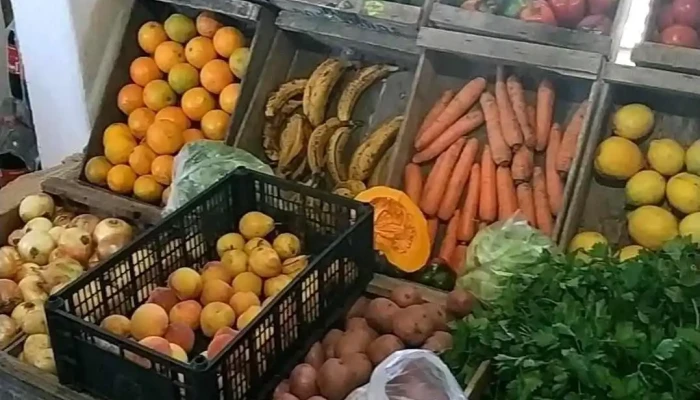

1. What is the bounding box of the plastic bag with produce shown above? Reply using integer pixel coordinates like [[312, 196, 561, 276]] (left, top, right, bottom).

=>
[[164, 140, 273, 214], [347, 349, 466, 400]]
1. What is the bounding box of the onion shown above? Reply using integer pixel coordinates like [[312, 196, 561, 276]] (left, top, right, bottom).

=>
[[18, 231, 56, 266], [58, 228, 94, 265], [49, 247, 72, 263], [7, 230, 24, 247], [48, 226, 66, 243], [88, 252, 100, 269], [0, 279, 22, 313], [11, 301, 44, 326], [52, 209, 75, 227], [93, 218, 133, 244], [18, 275, 48, 303], [19, 194, 55, 223], [41, 258, 84, 291], [96, 234, 130, 261], [70, 214, 100, 235], [23, 217, 54, 234], [0, 246, 21, 279], [16, 263, 41, 281], [0, 314, 18, 348]]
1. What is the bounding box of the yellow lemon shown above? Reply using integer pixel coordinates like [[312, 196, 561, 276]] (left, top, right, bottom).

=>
[[627, 205, 678, 250], [680, 212, 700, 243], [666, 172, 700, 214], [613, 103, 654, 140], [647, 138, 685, 176], [594, 137, 644, 180], [625, 170, 666, 206]]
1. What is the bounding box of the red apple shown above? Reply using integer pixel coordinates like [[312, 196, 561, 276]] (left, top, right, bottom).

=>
[[588, 0, 618, 15], [660, 24, 699, 47], [549, 0, 586, 27], [577, 14, 613, 34], [520, 0, 558, 25], [657, 4, 677, 30], [672, 0, 700, 27]]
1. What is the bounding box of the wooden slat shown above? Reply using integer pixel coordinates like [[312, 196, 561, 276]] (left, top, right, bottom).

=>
[[631, 42, 700, 76], [152, 0, 261, 20], [603, 62, 700, 98]]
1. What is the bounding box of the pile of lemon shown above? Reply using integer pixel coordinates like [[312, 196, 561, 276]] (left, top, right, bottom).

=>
[[570, 103, 700, 260]]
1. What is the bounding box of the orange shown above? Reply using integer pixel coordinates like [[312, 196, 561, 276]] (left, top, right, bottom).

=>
[[103, 123, 134, 145], [151, 155, 174, 185], [156, 106, 191, 131], [228, 47, 250, 79], [196, 12, 222, 38], [133, 175, 164, 204], [213, 27, 245, 58], [162, 186, 172, 206], [146, 120, 184, 155], [164, 14, 196, 43], [107, 165, 137, 194], [154, 41, 186, 73], [201, 109, 230, 140], [219, 83, 241, 114], [183, 128, 205, 143], [168, 63, 199, 94], [200, 60, 233, 95], [181, 87, 215, 121], [138, 22, 168, 54], [128, 107, 156, 139], [143, 80, 177, 111], [185, 37, 217, 69], [130, 57, 162, 87], [128, 144, 157, 175], [117, 84, 145, 115], [105, 135, 137, 165], [84, 156, 113, 186]]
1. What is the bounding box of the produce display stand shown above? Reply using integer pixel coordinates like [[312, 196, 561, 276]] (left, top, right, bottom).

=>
[[560, 61, 700, 247]]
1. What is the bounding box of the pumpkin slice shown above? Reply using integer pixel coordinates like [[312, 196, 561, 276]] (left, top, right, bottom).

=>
[[355, 186, 430, 272]]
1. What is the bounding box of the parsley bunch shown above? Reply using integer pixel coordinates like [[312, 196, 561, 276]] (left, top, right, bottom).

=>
[[444, 238, 700, 399]]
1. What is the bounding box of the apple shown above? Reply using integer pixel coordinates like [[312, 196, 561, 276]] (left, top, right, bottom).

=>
[[660, 24, 699, 47], [672, 0, 700, 28], [657, 4, 676, 31], [520, 0, 558, 26], [549, 0, 586, 27]]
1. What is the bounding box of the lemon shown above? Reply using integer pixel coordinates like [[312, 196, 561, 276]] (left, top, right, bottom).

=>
[[568, 231, 608, 257], [618, 245, 644, 261], [613, 103, 654, 140], [647, 138, 685, 176], [625, 170, 666, 206], [627, 205, 678, 250], [666, 172, 700, 214], [680, 212, 700, 243], [594, 137, 644, 180], [163, 14, 196, 43], [685, 140, 700, 175]]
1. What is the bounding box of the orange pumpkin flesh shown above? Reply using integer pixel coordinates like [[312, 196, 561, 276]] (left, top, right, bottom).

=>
[[355, 186, 430, 272]]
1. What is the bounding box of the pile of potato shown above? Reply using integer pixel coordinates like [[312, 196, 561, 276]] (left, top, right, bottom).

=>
[[0, 193, 135, 374], [273, 285, 474, 400]]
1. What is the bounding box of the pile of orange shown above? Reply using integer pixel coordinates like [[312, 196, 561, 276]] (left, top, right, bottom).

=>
[[85, 12, 251, 205]]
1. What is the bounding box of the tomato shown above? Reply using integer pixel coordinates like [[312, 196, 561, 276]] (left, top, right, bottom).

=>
[[672, 0, 700, 28], [520, 0, 558, 26], [660, 24, 699, 47], [549, 0, 586, 27]]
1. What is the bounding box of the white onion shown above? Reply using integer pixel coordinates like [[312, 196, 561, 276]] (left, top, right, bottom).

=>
[[15, 263, 41, 281], [48, 247, 72, 264], [0, 246, 21, 279], [48, 226, 65, 242], [18, 275, 48, 303], [0, 315, 18, 348], [41, 258, 84, 291], [19, 194, 55, 223], [69, 214, 100, 235], [18, 231, 56, 266], [11, 300, 43, 326], [88, 252, 100, 269], [58, 228, 93, 265], [97, 234, 130, 261], [52, 210, 75, 227], [93, 218, 133, 244], [23, 217, 53, 234], [7, 230, 24, 247]]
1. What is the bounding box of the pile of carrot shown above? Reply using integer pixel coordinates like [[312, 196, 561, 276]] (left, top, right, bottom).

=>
[[404, 66, 589, 271]]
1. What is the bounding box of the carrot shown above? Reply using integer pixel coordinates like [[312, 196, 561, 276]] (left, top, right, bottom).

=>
[[535, 79, 555, 151], [496, 167, 517, 221], [419, 138, 465, 216], [427, 218, 439, 246], [412, 110, 484, 163], [546, 123, 564, 215], [438, 210, 459, 263], [414, 90, 455, 148], [403, 163, 423, 205], [507, 75, 535, 149], [457, 163, 481, 242], [495, 67, 523, 149], [527, 104, 537, 141], [511, 146, 534, 184], [415, 78, 487, 150], [556, 101, 588, 175], [479, 145, 498, 223], [479, 92, 512, 166], [533, 166, 553, 236], [437, 138, 480, 220], [450, 244, 468, 273], [516, 183, 536, 227]]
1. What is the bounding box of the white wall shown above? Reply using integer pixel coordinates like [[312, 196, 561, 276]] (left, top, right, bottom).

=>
[[10, 0, 133, 167]]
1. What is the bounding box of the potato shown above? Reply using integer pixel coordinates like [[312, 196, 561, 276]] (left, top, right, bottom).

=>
[[334, 329, 374, 358], [289, 363, 319, 400], [392, 305, 434, 346], [340, 353, 372, 388], [346, 297, 369, 320], [367, 334, 404, 365], [364, 298, 399, 334], [422, 303, 449, 331], [278, 394, 300, 400], [317, 358, 356, 400], [273, 379, 290, 400], [390, 285, 423, 307], [308, 397, 328, 400], [304, 342, 325, 370], [322, 329, 343, 359], [422, 331, 453, 353], [345, 317, 371, 332], [446, 288, 474, 318]]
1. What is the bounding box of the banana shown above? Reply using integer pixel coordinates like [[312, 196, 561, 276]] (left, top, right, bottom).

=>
[[306, 59, 347, 127], [262, 100, 303, 163], [348, 116, 403, 182], [326, 126, 351, 184], [368, 145, 393, 187], [307, 118, 348, 175], [278, 114, 311, 171], [265, 79, 308, 118], [303, 59, 336, 117], [337, 64, 399, 122], [334, 180, 366, 196], [290, 156, 308, 181]]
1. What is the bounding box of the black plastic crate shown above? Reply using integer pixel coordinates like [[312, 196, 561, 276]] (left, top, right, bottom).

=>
[[44, 168, 375, 400]]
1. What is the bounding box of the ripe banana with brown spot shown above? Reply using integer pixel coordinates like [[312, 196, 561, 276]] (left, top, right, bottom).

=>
[[307, 60, 347, 127], [307, 117, 348, 175], [278, 114, 311, 171], [262, 100, 304, 163], [303, 59, 336, 117], [265, 79, 307, 118], [348, 116, 403, 182], [368, 145, 393, 187], [337, 64, 399, 122], [326, 126, 351, 184]]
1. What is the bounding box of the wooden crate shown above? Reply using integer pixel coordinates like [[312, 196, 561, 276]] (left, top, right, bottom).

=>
[[560, 62, 700, 248], [76, 0, 276, 207], [384, 28, 604, 244]]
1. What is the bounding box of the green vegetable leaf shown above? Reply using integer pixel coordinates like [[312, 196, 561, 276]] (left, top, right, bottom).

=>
[[654, 338, 679, 360]]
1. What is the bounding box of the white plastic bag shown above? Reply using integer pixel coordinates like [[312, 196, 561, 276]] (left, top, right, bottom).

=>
[[348, 349, 467, 400]]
